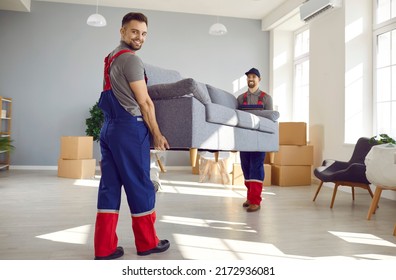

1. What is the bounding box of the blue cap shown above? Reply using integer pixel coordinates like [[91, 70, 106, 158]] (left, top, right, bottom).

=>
[[245, 68, 260, 78]]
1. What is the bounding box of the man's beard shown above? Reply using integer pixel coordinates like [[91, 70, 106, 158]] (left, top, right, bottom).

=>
[[248, 81, 256, 88], [128, 39, 142, 51], [129, 44, 142, 51]]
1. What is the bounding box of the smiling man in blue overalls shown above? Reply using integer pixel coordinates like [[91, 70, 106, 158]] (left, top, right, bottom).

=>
[[237, 68, 273, 212], [94, 13, 170, 260]]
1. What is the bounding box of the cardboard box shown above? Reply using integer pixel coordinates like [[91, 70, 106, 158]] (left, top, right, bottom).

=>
[[58, 158, 96, 179], [271, 165, 312, 186], [60, 136, 93, 160], [273, 145, 313, 166], [279, 122, 307, 146], [232, 163, 271, 186], [264, 152, 275, 164]]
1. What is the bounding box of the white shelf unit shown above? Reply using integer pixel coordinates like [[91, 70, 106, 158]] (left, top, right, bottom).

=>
[[0, 97, 12, 170]]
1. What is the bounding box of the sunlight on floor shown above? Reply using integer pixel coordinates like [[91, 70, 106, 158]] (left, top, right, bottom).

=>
[[36, 225, 91, 245], [329, 231, 396, 247], [73, 179, 99, 188], [160, 183, 245, 198], [161, 179, 242, 189], [160, 215, 256, 233], [354, 253, 396, 260], [173, 233, 312, 260], [160, 179, 276, 198]]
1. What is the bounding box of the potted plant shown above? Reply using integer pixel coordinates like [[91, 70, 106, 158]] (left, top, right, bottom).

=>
[[0, 137, 14, 152], [85, 101, 104, 142], [86, 102, 104, 172], [369, 134, 396, 145]]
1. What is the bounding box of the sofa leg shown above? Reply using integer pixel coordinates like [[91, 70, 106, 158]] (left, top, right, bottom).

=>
[[190, 148, 198, 167]]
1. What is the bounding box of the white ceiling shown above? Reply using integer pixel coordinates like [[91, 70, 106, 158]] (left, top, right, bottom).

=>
[[1, 0, 290, 20]]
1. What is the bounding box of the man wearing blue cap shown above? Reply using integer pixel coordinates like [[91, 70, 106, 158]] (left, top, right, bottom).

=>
[[237, 68, 273, 212]]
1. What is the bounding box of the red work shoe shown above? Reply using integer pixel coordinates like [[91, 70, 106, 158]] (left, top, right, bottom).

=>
[[137, 239, 170, 256], [94, 246, 124, 260]]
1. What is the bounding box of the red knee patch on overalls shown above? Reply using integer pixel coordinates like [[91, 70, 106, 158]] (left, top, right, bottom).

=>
[[94, 212, 119, 257], [132, 211, 160, 252], [245, 181, 251, 201], [248, 181, 263, 205]]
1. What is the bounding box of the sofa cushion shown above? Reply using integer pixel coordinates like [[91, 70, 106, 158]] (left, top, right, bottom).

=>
[[206, 84, 238, 109], [148, 78, 211, 104], [235, 109, 260, 130], [205, 103, 238, 127], [144, 63, 183, 86], [248, 110, 280, 121]]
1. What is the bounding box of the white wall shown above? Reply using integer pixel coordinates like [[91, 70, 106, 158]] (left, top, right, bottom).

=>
[[270, 30, 294, 121], [309, 5, 347, 166]]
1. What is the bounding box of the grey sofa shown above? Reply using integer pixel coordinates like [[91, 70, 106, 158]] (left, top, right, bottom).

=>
[[145, 63, 279, 162]]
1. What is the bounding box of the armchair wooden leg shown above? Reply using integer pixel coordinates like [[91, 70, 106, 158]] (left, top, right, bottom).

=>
[[367, 187, 382, 220], [330, 183, 339, 208], [313, 181, 324, 201], [393, 224, 396, 236], [155, 153, 166, 173], [190, 148, 198, 167], [367, 186, 374, 198], [352, 187, 355, 201]]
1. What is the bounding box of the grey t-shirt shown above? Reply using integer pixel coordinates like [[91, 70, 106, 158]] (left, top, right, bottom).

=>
[[107, 41, 145, 116], [237, 88, 273, 110]]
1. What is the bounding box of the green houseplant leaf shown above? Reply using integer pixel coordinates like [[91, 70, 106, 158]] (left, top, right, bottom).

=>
[[85, 102, 104, 142], [369, 134, 396, 145], [0, 137, 15, 152]]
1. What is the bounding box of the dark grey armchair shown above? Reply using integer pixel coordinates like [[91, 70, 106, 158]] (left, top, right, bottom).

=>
[[313, 137, 377, 208]]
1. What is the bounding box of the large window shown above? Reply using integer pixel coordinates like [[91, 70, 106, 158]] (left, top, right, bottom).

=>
[[374, 0, 396, 138], [377, 0, 396, 24], [293, 29, 310, 125]]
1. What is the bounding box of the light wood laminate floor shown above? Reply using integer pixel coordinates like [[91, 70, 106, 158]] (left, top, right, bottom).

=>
[[0, 169, 395, 260]]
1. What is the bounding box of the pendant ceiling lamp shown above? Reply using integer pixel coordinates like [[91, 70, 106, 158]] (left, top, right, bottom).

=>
[[87, 0, 107, 27], [209, 16, 227, 36]]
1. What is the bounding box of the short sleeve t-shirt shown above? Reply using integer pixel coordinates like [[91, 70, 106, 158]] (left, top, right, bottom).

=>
[[107, 41, 145, 116]]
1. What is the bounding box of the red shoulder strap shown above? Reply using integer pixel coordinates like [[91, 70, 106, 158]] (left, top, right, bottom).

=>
[[257, 91, 266, 105], [103, 49, 135, 91], [242, 92, 248, 105]]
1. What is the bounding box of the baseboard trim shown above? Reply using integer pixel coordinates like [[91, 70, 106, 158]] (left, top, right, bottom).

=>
[[10, 165, 191, 171], [10, 165, 58, 170]]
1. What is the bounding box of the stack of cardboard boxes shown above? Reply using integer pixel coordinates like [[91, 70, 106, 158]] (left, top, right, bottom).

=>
[[271, 122, 313, 186], [58, 136, 96, 179]]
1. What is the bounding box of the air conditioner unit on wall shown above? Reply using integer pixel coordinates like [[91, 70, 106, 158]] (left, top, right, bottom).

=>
[[300, 0, 342, 22]]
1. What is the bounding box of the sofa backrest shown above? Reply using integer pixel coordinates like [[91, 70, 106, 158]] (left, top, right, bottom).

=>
[[144, 63, 183, 86], [206, 84, 238, 109]]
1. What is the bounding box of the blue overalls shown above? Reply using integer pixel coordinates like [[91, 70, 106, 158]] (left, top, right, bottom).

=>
[[94, 50, 159, 257], [239, 91, 267, 206]]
